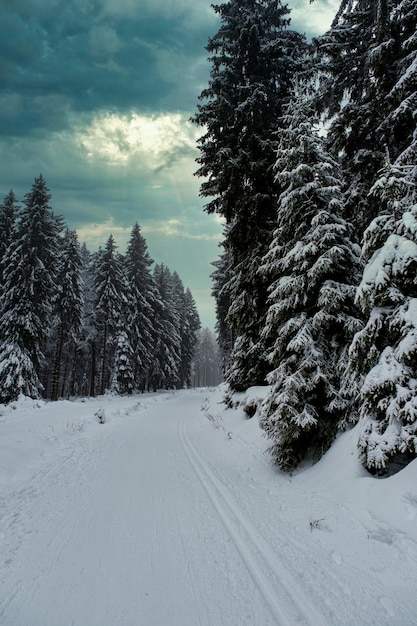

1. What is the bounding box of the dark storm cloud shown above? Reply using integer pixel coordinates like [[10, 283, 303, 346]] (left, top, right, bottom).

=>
[[0, 0, 215, 137], [0, 0, 339, 139]]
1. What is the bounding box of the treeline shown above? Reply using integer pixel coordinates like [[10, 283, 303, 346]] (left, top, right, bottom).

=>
[[192, 327, 223, 387], [0, 176, 202, 402], [194, 0, 417, 474]]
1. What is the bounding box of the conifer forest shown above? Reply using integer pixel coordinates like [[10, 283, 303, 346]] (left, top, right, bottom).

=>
[[193, 0, 417, 475], [1, 0, 416, 478], [0, 175, 221, 402]]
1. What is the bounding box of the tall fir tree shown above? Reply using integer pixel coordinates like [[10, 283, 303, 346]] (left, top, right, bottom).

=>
[[124, 223, 158, 390], [315, 0, 401, 235], [0, 175, 62, 402], [150, 264, 181, 390], [193, 0, 306, 390], [259, 83, 363, 470], [177, 284, 201, 388], [93, 235, 128, 395], [48, 229, 84, 401], [76, 243, 97, 396], [0, 190, 18, 289], [344, 155, 417, 474]]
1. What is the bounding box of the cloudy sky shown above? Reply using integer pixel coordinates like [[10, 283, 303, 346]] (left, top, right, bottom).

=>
[[0, 0, 339, 329]]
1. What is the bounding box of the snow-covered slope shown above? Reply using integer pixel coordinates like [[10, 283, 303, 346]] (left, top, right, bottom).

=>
[[0, 387, 416, 625]]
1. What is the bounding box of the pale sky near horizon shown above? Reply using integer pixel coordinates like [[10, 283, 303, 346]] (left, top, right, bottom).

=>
[[0, 0, 340, 329]]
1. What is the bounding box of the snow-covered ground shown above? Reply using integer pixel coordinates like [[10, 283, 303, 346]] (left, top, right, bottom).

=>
[[0, 386, 416, 626]]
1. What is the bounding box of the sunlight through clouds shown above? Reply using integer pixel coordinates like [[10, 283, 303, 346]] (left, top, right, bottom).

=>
[[142, 218, 220, 241], [76, 111, 198, 168], [75, 217, 220, 253], [75, 219, 132, 251]]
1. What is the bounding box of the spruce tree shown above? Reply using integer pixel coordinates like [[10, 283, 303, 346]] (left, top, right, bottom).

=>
[[259, 83, 363, 470], [76, 243, 97, 396], [48, 229, 84, 400], [315, 0, 401, 234], [179, 286, 201, 388], [0, 175, 62, 402], [124, 223, 158, 390], [345, 155, 417, 474], [193, 0, 306, 390], [0, 343, 41, 404], [0, 190, 18, 288], [93, 235, 128, 395], [150, 264, 181, 390]]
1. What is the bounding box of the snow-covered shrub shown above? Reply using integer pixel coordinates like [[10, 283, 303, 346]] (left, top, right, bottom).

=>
[[111, 331, 135, 395], [95, 407, 106, 424]]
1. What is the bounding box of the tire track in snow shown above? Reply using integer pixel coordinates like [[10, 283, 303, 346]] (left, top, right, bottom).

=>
[[179, 414, 327, 626]]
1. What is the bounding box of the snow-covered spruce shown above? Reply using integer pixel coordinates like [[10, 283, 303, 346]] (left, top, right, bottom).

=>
[[0, 175, 62, 402], [149, 264, 180, 391], [193, 0, 306, 390], [315, 0, 403, 235], [259, 82, 363, 471], [346, 157, 417, 474], [92, 235, 128, 396], [0, 343, 41, 404], [124, 223, 158, 391], [46, 228, 84, 401], [0, 190, 19, 289]]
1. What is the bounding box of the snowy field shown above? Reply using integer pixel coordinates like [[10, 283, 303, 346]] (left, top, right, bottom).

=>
[[0, 386, 416, 626]]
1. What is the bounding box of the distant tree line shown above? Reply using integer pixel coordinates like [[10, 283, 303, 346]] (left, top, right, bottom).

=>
[[0, 176, 205, 402], [194, 0, 417, 475], [192, 327, 223, 387]]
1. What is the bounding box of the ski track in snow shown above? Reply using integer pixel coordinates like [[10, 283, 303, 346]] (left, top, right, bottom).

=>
[[179, 413, 325, 626], [0, 388, 417, 625], [184, 392, 417, 626]]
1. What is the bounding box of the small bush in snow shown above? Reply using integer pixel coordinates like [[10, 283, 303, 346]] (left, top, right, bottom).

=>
[[309, 518, 325, 532], [95, 408, 106, 424]]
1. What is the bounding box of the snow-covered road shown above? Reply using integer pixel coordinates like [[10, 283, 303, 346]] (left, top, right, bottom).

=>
[[1, 388, 417, 625]]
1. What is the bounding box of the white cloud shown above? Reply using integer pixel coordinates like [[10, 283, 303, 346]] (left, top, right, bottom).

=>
[[75, 111, 199, 169], [76, 219, 132, 251], [142, 218, 220, 241]]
